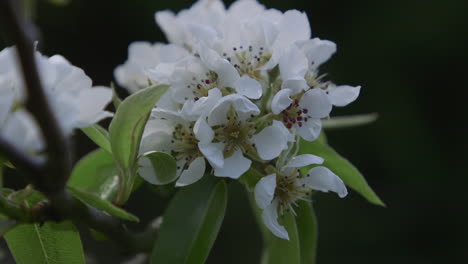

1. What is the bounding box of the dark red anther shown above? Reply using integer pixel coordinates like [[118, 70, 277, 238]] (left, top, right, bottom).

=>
[[194, 97, 199, 101], [298, 122, 303, 127], [302, 108, 308, 113], [304, 117, 308, 122], [205, 79, 211, 84], [297, 116, 303, 121], [286, 123, 293, 129], [197, 84, 202, 89]]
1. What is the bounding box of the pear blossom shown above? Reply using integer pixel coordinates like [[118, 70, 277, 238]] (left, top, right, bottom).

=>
[[138, 88, 223, 186], [254, 154, 347, 239], [195, 94, 293, 179], [139, 109, 207, 187], [0, 47, 113, 154], [114, 42, 189, 93]]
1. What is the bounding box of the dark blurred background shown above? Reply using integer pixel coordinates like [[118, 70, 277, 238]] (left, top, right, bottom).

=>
[[1, 0, 468, 263]]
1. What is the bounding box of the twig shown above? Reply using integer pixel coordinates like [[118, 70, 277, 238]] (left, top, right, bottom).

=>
[[0, 0, 72, 194], [0, 0, 156, 253]]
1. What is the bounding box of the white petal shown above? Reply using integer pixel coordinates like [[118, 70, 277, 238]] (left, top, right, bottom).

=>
[[194, 117, 214, 144], [300, 88, 332, 119], [234, 75, 262, 99], [199, 142, 225, 169], [76, 86, 113, 127], [262, 200, 289, 240], [297, 118, 322, 141], [284, 154, 324, 169], [299, 166, 348, 198], [252, 121, 293, 160], [0, 93, 14, 125], [208, 94, 260, 126], [254, 174, 277, 210], [176, 157, 206, 187], [139, 130, 174, 155], [271, 89, 292, 114], [300, 38, 337, 70], [199, 44, 239, 88], [327, 85, 361, 107], [282, 79, 308, 94], [213, 149, 251, 179], [181, 88, 222, 121], [279, 45, 308, 83]]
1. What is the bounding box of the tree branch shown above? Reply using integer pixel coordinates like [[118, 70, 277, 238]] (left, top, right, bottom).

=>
[[0, 0, 72, 194], [0, 0, 155, 253]]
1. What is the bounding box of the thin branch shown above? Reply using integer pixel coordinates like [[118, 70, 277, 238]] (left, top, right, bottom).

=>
[[0, 0, 156, 253], [0, 0, 72, 194]]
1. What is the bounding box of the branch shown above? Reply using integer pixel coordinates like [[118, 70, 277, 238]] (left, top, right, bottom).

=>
[[0, 0, 156, 253], [0, 0, 72, 194]]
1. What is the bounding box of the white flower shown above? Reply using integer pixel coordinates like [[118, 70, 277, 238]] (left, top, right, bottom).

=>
[[0, 47, 113, 154], [139, 108, 206, 187], [195, 94, 293, 179], [114, 42, 189, 93], [254, 154, 347, 239], [271, 88, 331, 141]]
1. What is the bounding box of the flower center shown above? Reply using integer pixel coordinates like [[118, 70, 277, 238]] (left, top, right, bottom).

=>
[[223, 45, 270, 80], [278, 94, 311, 129], [171, 123, 200, 164], [213, 111, 257, 158], [186, 71, 219, 101], [274, 170, 310, 215]]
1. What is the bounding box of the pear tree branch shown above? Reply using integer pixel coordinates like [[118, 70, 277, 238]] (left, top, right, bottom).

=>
[[0, 0, 155, 253]]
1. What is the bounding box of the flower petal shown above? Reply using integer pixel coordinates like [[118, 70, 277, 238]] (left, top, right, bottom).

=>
[[327, 85, 361, 107], [299, 38, 336, 71], [299, 166, 348, 198], [208, 94, 260, 126], [254, 174, 277, 210], [300, 88, 332, 119], [213, 149, 251, 179], [297, 118, 322, 141], [252, 121, 293, 160], [76, 86, 113, 128], [194, 117, 214, 144], [181, 88, 222, 121], [271, 89, 293, 114], [176, 157, 206, 187], [199, 142, 225, 169], [234, 75, 262, 99], [262, 200, 289, 240], [283, 154, 324, 169], [279, 45, 308, 84]]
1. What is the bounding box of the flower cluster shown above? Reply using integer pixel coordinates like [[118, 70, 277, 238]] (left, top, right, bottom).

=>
[[0, 47, 113, 156], [115, 0, 358, 239]]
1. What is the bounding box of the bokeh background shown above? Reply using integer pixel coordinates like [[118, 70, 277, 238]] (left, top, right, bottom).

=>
[[1, 0, 467, 263]]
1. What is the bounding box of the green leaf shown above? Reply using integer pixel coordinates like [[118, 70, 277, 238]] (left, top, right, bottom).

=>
[[4, 192, 85, 264], [5, 220, 85, 264], [151, 177, 228, 264], [323, 113, 378, 130], [68, 186, 139, 222], [239, 168, 263, 191], [109, 84, 168, 203], [246, 191, 300, 264], [111, 82, 122, 109], [139, 151, 177, 185], [296, 200, 318, 264], [109, 84, 168, 169], [81, 124, 112, 154], [68, 149, 119, 201], [299, 139, 385, 206], [262, 212, 301, 264]]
